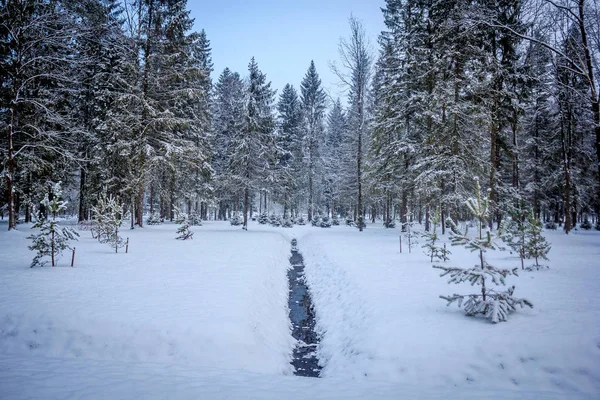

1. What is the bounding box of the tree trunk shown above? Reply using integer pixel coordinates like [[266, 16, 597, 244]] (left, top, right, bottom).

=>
[[308, 158, 313, 222], [357, 123, 363, 231], [149, 185, 155, 215], [78, 167, 87, 222], [243, 187, 249, 229], [577, 0, 600, 220], [6, 103, 16, 231]]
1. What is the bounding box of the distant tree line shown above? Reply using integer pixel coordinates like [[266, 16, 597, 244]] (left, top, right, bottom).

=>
[[1, 0, 598, 233]]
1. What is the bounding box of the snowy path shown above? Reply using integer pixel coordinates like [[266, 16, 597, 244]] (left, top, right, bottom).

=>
[[300, 226, 600, 396], [288, 239, 321, 377]]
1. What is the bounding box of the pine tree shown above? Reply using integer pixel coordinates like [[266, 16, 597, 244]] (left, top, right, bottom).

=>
[[92, 193, 125, 253], [300, 61, 327, 222], [402, 213, 418, 253], [523, 210, 551, 269], [499, 207, 528, 270], [228, 58, 278, 229], [421, 208, 450, 262], [276, 83, 303, 218], [258, 212, 269, 224], [434, 177, 533, 323], [212, 68, 246, 220], [1, 0, 81, 230], [174, 207, 194, 240], [28, 183, 79, 267]]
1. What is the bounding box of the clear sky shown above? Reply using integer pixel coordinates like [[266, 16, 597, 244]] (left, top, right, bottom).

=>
[[189, 0, 386, 105]]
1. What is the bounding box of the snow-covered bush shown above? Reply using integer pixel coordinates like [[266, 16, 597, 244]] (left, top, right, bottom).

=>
[[320, 216, 332, 228], [28, 182, 79, 267], [77, 220, 95, 232], [332, 216, 340, 226], [421, 208, 449, 262], [296, 216, 306, 225], [434, 178, 533, 323], [146, 212, 163, 225], [92, 193, 125, 253], [580, 218, 592, 230], [345, 216, 354, 226], [311, 216, 320, 226], [270, 214, 282, 227], [544, 221, 557, 230], [384, 218, 396, 228], [188, 212, 202, 226], [282, 217, 293, 228], [258, 212, 269, 224], [173, 209, 193, 240], [230, 214, 242, 226]]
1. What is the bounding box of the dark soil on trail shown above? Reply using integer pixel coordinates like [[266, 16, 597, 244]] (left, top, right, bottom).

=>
[[288, 239, 321, 378]]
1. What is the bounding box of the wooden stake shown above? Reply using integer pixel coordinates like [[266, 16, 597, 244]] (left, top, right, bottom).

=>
[[71, 247, 76, 267], [399, 236, 402, 253], [126, 237, 129, 254]]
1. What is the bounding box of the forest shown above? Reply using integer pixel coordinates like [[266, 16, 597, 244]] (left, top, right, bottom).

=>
[[1, 0, 599, 234]]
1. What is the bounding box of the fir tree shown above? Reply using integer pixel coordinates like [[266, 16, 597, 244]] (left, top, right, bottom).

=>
[[421, 208, 450, 262], [92, 193, 125, 253], [146, 212, 163, 225], [499, 208, 528, 270], [523, 210, 551, 269], [188, 212, 203, 226], [174, 208, 194, 240], [28, 183, 79, 267], [434, 178, 532, 323], [402, 215, 418, 254], [258, 212, 269, 224], [212, 68, 246, 220], [276, 83, 303, 218], [300, 61, 327, 223]]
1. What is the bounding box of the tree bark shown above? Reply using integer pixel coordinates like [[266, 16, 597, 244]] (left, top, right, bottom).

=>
[[7, 102, 16, 230], [243, 187, 249, 229]]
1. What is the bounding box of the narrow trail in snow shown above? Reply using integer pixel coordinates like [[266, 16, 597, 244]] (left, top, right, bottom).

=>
[[288, 238, 321, 378]]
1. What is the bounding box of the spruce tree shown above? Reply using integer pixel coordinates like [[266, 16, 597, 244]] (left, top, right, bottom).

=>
[[1, 0, 81, 230], [174, 207, 194, 240], [228, 58, 278, 229], [92, 193, 125, 253], [300, 61, 327, 223], [523, 210, 551, 269], [276, 83, 303, 218], [212, 68, 246, 220], [29, 183, 79, 267], [434, 178, 533, 323], [421, 208, 450, 262], [499, 208, 528, 270]]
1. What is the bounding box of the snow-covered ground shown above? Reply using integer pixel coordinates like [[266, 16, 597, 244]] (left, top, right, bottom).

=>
[[300, 225, 600, 396], [0, 220, 598, 399]]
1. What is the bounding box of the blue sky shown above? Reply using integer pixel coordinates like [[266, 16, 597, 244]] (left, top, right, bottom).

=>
[[189, 0, 386, 104]]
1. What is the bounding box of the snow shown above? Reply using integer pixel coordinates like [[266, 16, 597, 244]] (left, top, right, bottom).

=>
[[299, 225, 600, 395], [0, 222, 294, 375], [0, 220, 598, 399]]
